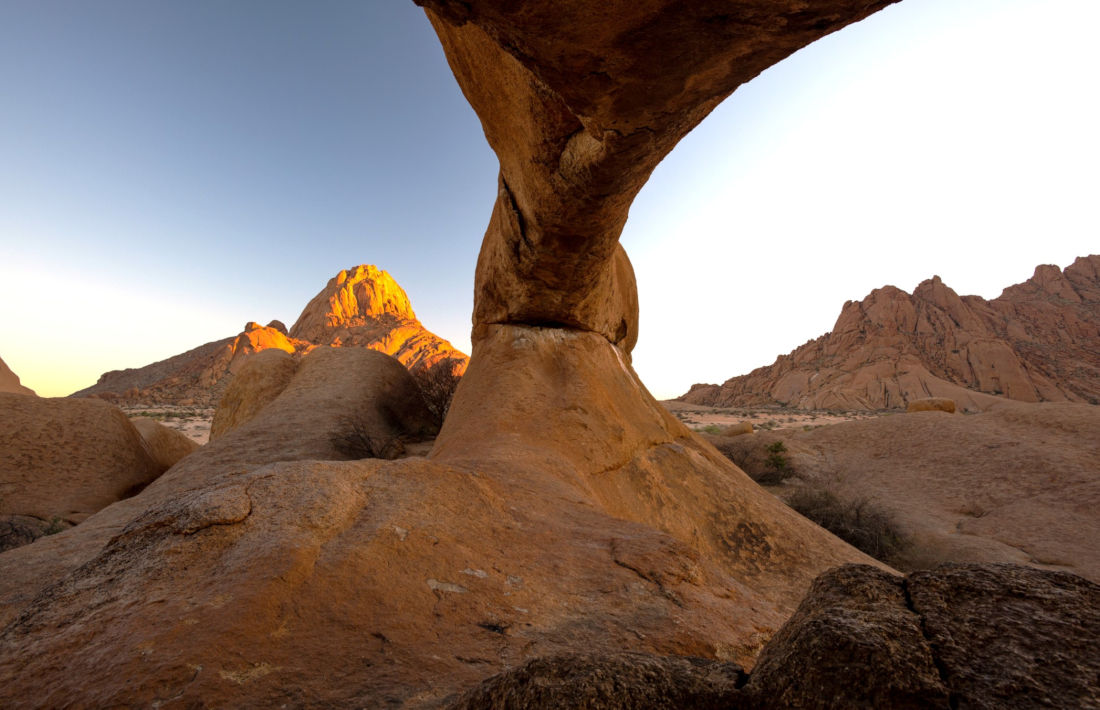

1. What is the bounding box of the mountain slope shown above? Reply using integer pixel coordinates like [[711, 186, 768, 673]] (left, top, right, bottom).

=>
[[681, 255, 1100, 411], [0, 356, 35, 396], [73, 265, 468, 405]]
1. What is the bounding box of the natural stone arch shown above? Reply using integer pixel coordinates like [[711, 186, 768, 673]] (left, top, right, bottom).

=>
[[415, 0, 900, 350]]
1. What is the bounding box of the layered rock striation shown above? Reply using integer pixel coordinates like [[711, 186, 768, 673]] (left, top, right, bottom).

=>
[[72, 265, 467, 405], [682, 256, 1100, 411]]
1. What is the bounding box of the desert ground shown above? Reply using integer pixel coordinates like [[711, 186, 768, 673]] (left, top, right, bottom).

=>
[[121, 405, 214, 444], [134, 400, 884, 447], [661, 400, 883, 432]]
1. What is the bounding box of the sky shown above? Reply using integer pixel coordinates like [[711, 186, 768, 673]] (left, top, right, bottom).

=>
[[1, 0, 1097, 399]]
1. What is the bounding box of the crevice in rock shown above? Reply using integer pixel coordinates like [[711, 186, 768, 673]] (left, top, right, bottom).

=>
[[902, 577, 959, 710]]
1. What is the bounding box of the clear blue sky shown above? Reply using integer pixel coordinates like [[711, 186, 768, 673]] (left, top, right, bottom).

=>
[[2, 0, 1097, 398]]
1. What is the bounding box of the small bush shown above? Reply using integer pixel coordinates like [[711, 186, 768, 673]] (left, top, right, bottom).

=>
[[699, 424, 723, 435], [785, 488, 907, 563], [330, 409, 405, 460], [42, 516, 65, 536], [413, 361, 463, 429]]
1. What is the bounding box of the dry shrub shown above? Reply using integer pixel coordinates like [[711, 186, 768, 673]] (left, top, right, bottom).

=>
[[413, 360, 463, 429], [330, 408, 405, 460], [786, 488, 907, 564]]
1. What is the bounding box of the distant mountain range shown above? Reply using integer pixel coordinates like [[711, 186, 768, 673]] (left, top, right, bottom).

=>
[[73, 265, 467, 406], [680, 255, 1100, 412]]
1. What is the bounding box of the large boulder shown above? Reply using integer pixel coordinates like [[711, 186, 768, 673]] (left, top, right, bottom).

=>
[[741, 563, 1100, 709], [907, 397, 957, 413], [0, 332, 880, 706], [209, 348, 299, 439], [0, 394, 160, 526], [130, 417, 200, 470]]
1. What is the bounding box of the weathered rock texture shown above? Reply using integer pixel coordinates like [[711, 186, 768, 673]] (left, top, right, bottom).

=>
[[445, 652, 746, 710], [0, 356, 34, 396], [714, 401, 1100, 582], [0, 394, 160, 525], [741, 563, 1099, 709], [446, 564, 1100, 710], [72, 265, 468, 405], [682, 256, 1100, 411]]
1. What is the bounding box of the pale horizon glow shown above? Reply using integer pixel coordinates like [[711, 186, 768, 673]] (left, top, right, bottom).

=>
[[2, 0, 1097, 399]]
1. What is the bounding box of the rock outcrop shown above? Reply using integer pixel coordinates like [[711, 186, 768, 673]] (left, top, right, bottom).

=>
[[682, 256, 1100, 411], [741, 563, 1099, 709], [289, 264, 467, 374], [72, 266, 468, 405], [0, 356, 34, 396]]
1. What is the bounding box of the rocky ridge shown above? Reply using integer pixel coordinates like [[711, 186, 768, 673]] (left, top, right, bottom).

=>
[[72, 265, 467, 405], [681, 255, 1100, 411], [0, 356, 34, 396]]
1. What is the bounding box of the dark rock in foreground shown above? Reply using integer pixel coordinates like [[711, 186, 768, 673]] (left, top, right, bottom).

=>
[[448, 564, 1100, 710]]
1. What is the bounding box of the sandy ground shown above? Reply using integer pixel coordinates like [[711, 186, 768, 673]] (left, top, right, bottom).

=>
[[123, 405, 214, 445], [660, 400, 884, 432], [124, 401, 885, 448]]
